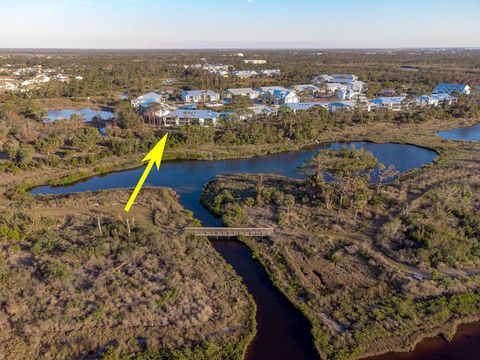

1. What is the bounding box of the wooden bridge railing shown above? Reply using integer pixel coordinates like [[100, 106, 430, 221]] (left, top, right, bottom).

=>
[[184, 227, 275, 237]]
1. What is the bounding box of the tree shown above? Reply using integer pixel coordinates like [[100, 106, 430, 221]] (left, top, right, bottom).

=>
[[300, 147, 378, 209], [115, 102, 143, 130], [376, 163, 399, 193], [72, 127, 102, 152], [35, 135, 63, 155], [16, 144, 35, 166], [284, 194, 295, 224]]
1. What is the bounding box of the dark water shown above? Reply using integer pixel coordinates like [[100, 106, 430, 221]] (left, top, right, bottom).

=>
[[437, 123, 480, 141], [32, 142, 447, 360], [365, 322, 480, 360], [46, 108, 114, 122]]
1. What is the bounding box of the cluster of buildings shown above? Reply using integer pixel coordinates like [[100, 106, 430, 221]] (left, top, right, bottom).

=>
[[128, 73, 472, 128], [0, 64, 83, 92], [183, 61, 280, 78]]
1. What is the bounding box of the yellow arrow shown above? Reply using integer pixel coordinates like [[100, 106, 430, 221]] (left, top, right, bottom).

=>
[[124, 133, 168, 212]]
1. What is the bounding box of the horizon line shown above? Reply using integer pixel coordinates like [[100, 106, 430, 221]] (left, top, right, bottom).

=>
[[1, 46, 479, 51]]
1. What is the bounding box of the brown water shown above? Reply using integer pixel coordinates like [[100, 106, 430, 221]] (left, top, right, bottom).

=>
[[365, 322, 480, 360]]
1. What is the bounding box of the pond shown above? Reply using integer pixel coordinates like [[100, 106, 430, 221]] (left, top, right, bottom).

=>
[[46, 108, 114, 123], [437, 123, 480, 141], [31, 142, 453, 360]]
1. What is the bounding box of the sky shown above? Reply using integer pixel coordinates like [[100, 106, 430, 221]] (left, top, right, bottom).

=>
[[0, 0, 479, 49]]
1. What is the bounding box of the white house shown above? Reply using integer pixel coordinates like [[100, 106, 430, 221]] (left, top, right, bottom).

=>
[[416, 93, 457, 107], [314, 74, 358, 84], [258, 86, 289, 93], [181, 90, 220, 103], [258, 87, 299, 104], [278, 90, 300, 104], [291, 84, 320, 95], [232, 70, 258, 78], [325, 83, 348, 94], [164, 109, 220, 127], [260, 69, 281, 77], [244, 59, 267, 64], [153, 103, 177, 117], [328, 101, 358, 112], [248, 105, 279, 116], [347, 80, 365, 92], [330, 74, 359, 84], [0, 81, 18, 92], [54, 74, 69, 82], [370, 96, 408, 111], [131, 92, 164, 109], [285, 102, 328, 113], [224, 88, 259, 99], [433, 83, 470, 95]]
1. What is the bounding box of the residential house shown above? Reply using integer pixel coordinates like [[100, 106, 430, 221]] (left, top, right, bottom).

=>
[[330, 74, 359, 83], [284, 102, 328, 113], [416, 93, 457, 107], [164, 109, 220, 127], [244, 59, 267, 64], [291, 84, 320, 96], [433, 83, 471, 95], [0, 81, 18, 92], [260, 69, 281, 77], [370, 96, 408, 111], [258, 86, 299, 104], [248, 105, 278, 116], [325, 100, 372, 112], [54, 74, 69, 82], [313, 73, 365, 93], [224, 88, 259, 99], [153, 103, 176, 117], [258, 86, 289, 94], [162, 78, 177, 85], [325, 83, 348, 95], [131, 92, 164, 109], [232, 70, 258, 78], [181, 90, 220, 103], [312, 74, 333, 83], [328, 101, 357, 112]]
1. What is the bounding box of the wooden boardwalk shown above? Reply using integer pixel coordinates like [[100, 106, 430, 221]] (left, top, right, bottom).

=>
[[184, 227, 274, 238]]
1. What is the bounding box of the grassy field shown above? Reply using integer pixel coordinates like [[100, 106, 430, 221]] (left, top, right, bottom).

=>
[[0, 188, 255, 359]]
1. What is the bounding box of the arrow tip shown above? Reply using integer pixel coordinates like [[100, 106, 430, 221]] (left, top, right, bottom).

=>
[[142, 133, 168, 170]]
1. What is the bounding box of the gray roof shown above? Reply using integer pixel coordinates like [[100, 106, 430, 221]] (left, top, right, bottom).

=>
[[226, 88, 258, 94], [182, 90, 219, 97], [167, 109, 219, 119]]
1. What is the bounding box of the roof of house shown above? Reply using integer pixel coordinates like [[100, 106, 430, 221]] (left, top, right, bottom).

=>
[[272, 89, 297, 99], [433, 83, 470, 93], [133, 92, 163, 105], [226, 88, 258, 95], [166, 109, 219, 119], [285, 102, 327, 111], [326, 83, 348, 90], [327, 101, 357, 108], [182, 90, 219, 97], [431, 93, 457, 101], [292, 84, 319, 92], [313, 74, 333, 82], [371, 96, 407, 105], [258, 86, 289, 93], [248, 105, 278, 115]]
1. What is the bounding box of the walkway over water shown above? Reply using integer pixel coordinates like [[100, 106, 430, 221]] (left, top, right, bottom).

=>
[[185, 227, 275, 237]]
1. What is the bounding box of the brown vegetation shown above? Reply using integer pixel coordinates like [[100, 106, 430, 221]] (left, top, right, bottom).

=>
[[0, 189, 254, 359]]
